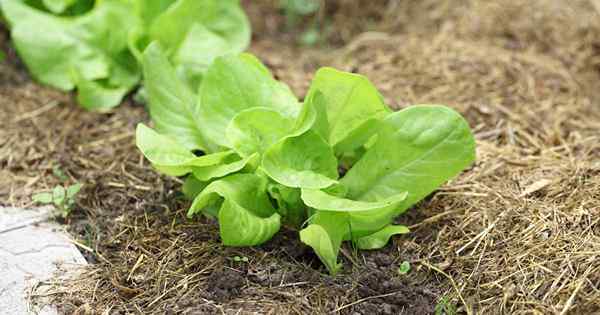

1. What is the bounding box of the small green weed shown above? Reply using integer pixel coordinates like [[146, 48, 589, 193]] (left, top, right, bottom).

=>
[[32, 183, 82, 218], [398, 261, 411, 275], [232, 255, 249, 263], [435, 296, 457, 315]]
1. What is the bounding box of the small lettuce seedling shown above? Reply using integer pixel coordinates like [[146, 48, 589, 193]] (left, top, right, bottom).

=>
[[136, 43, 476, 275], [0, 0, 250, 110]]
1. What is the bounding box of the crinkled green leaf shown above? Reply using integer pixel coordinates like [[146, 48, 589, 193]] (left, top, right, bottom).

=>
[[191, 153, 259, 181], [226, 107, 294, 157], [262, 130, 338, 189], [342, 105, 476, 211], [305, 67, 391, 152], [299, 211, 346, 275], [142, 43, 216, 151], [356, 225, 410, 250], [188, 174, 280, 246], [199, 54, 299, 147], [136, 123, 234, 176], [0, 0, 140, 109]]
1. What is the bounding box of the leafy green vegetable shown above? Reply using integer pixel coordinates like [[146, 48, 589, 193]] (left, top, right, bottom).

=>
[[1, 0, 251, 110], [262, 130, 339, 189], [0, 0, 139, 110], [130, 0, 250, 88], [198, 53, 299, 147], [299, 211, 345, 275], [341, 105, 476, 208], [304, 67, 391, 154], [226, 107, 294, 157], [141, 43, 216, 151], [136, 123, 234, 176], [357, 225, 410, 250], [191, 153, 259, 181], [182, 175, 207, 200], [297, 190, 408, 273], [136, 51, 476, 275], [188, 174, 280, 246]]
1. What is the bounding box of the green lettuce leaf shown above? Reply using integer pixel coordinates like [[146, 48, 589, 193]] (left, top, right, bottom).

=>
[[300, 105, 475, 273], [131, 0, 250, 88], [136, 123, 234, 176], [341, 105, 476, 210], [75, 78, 131, 111], [1, 0, 140, 109], [299, 211, 346, 275], [142, 43, 216, 152], [198, 53, 299, 147], [299, 191, 407, 274], [262, 130, 338, 189], [301, 189, 407, 239], [356, 225, 410, 250], [297, 90, 330, 140], [188, 174, 280, 246], [226, 107, 294, 157], [304, 67, 391, 153], [191, 153, 259, 181], [182, 175, 207, 200], [267, 182, 305, 228]]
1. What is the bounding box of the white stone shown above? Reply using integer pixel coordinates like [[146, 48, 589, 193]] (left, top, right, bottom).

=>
[[0, 207, 87, 315]]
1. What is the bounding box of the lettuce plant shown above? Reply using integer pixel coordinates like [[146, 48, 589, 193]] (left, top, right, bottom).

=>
[[136, 43, 476, 275], [0, 0, 250, 110]]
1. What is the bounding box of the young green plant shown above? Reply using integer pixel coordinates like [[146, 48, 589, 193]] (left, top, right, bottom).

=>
[[32, 183, 82, 218], [136, 43, 476, 275]]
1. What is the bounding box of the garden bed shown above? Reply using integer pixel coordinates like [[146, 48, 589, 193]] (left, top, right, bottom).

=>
[[1, 1, 600, 314]]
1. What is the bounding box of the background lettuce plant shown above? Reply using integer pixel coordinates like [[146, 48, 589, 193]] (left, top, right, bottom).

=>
[[136, 43, 476, 275], [0, 0, 250, 110]]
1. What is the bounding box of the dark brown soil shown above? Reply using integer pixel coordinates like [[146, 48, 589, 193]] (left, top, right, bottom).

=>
[[2, 1, 600, 314]]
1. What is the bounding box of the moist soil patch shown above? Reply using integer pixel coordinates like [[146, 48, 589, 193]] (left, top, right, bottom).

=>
[[2, 1, 600, 314]]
